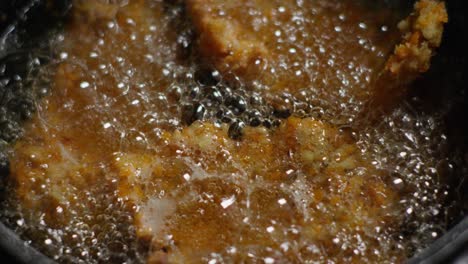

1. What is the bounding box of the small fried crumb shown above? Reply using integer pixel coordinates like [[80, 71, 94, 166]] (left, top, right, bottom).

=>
[[386, 0, 448, 74]]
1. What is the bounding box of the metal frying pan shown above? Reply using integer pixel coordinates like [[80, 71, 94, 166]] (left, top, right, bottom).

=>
[[1, 0, 467, 263]]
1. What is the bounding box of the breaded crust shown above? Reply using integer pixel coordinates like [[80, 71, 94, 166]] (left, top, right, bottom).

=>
[[113, 117, 402, 263], [187, 0, 447, 120], [366, 0, 448, 116], [385, 0, 448, 75]]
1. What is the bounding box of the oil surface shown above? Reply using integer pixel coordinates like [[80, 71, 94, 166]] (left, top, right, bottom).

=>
[[0, 0, 460, 263]]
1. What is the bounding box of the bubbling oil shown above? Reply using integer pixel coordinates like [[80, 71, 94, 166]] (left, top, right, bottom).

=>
[[0, 0, 463, 263]]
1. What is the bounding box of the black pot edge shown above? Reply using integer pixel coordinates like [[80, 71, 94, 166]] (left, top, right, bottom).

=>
[[408, 216, 468, 263], [1, 216, 468, 263], [0, 222, 54, 264]]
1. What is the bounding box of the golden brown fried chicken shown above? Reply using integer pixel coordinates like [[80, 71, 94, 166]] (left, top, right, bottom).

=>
[[6, 0, 447, 263], [385, 0, 448, 74], [367, 0, 448, 114], [113, 117, 403, 263], [186, 0, 447, 119], [9, 0, 184, 243], [72, 0, 122, 22]]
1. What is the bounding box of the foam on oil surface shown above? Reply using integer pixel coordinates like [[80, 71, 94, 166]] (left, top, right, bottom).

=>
[[0, 0, 463, 263]]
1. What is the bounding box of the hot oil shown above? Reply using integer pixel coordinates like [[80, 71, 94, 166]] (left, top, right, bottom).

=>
[[186, 0, 407, 125], [1, 0, 185, 262], [356, 106, 455, 255], [0, 0, 463, 263]]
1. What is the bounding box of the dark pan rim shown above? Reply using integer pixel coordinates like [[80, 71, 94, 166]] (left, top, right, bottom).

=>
[[0, 222, 54, 264], [2, 217, 468, 263]]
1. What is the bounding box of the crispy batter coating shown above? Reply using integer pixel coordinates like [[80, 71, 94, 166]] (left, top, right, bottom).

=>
[[186, 0, 272, 76], [113, 117, 402, 263], [186, 0, 392, 102], [6, 0, 448, 263], [10, 121, 104, 228], [385, 0, 448, 74], [187, 0, 447, 117], [72, 0, 121, 22], [9, 0, 182, 239], [366, 0, 448, 116]]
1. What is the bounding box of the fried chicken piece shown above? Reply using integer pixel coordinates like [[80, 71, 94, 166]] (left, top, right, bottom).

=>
[[187, 0, 447, 119], [8, 0, 184, 245], [113, 117, 404, 263], [367, 0, 448, 115], [9, 121, 106, 228], [7, 1, 441, 263], [43, 0, 183, 152], [186, 0, 273, 76], [385, 0, 448, 74], [72, 0, 122, 22]]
